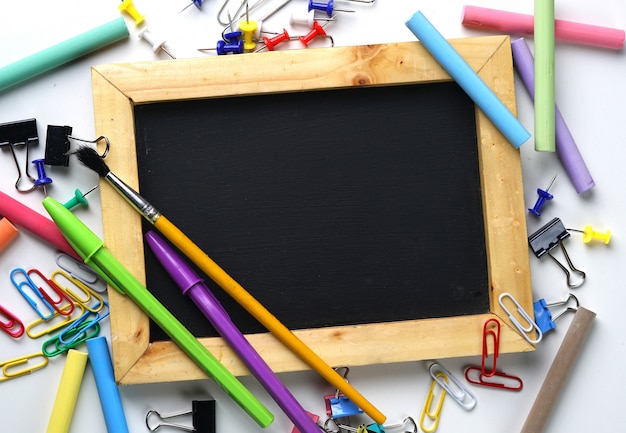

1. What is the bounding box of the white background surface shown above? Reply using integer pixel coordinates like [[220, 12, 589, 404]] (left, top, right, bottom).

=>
[[0, 1, 624, 432]]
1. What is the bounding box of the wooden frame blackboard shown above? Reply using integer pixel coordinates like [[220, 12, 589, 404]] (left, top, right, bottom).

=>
[[92, 36, 534, 385]]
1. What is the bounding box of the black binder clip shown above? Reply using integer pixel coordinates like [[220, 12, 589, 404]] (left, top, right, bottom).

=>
[[528, 217, 586, 288], [0, 118, 39, 192], [146, 400, 216, 433], [44, 125, 73, 167]]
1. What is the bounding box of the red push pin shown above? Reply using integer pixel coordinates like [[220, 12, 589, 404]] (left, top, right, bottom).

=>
[[298, 21, 327, 47], [262, 29, 290, 51]]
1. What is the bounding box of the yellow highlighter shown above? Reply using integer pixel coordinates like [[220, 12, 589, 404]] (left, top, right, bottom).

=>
[[46, 349, 89, 433]]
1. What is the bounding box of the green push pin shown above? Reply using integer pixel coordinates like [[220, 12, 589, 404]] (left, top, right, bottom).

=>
[[63, 186, 98, 210]]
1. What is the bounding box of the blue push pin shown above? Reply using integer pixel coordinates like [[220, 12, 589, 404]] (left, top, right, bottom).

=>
[[308, 0, 354, 17], [216, 39, 244, 55], [528, 174, 556, 216], [32, 158, 52, 195]]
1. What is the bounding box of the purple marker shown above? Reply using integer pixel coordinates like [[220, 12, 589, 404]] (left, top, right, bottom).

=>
[[144, 230, 320, 433], [511, 38, 595, 193]]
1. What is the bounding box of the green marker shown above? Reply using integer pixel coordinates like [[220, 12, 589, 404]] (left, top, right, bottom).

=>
[[42, 197, 274, 428]]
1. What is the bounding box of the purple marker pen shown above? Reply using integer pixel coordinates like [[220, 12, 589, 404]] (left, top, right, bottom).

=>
[[144, 230, 321, 433]]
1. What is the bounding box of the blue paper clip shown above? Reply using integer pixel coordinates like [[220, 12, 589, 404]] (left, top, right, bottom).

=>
[[10, 267, 55, 320], [58, 301, 109, 345], [534, 293, 579, 334]]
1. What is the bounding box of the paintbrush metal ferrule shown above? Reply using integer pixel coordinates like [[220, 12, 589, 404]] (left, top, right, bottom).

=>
[[104, 171, 160, 223]]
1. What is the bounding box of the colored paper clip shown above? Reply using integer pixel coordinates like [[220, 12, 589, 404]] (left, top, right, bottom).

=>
[[420, 372, 447, 433], [58, 302, 109, 345], [146, 400, 216, 432], [55, 252, 104, 289], [27, 268, 75, 316], [498, 292, 543, 344], [464, 318, 523, 391], [425, 361, 476, 410], [534, 293, 579, 334], [0, 303, 25, 338], [51, 269, 106, 312], [0, 352, 48, 382], [10, 267, 55, 320], [26, 302, 85, 339], [42, 319, 101, 357], [528, 217, 586, 288]]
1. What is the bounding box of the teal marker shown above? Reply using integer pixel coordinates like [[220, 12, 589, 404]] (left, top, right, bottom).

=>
[[42, 197, 274, 428], [0, 18, 129, 93]]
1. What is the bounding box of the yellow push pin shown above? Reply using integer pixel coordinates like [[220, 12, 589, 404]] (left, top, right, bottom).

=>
[[119, 0, 145, 27], [570, 225, 611, 244], [581, 225, 611, 244], [237, 2, 258, 51]]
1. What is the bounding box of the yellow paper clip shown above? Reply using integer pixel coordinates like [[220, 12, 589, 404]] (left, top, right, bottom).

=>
[[420, 373, 447, 433], [26, 302, 85, 339], [0, 352, 48, 382], [51, 270, 105, 313]]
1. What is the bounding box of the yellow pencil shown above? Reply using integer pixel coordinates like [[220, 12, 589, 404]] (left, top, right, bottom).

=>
[[76, 146, 387, 425]]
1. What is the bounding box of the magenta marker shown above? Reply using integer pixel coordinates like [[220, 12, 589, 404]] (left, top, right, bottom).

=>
[[144, 230, 320, 433], [462, 5, 625, 50], [511, 38, 595, 193]]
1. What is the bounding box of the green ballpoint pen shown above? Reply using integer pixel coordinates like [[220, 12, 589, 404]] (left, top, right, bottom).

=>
[[42, 197, 274, 428]]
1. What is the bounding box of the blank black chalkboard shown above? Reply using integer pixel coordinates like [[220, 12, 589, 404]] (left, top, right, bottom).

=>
[[134, 81, 489, 342]]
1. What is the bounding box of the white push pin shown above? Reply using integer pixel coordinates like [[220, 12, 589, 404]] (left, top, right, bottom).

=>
[[290, 10, 335, 28], [138, 27, 176, 59]]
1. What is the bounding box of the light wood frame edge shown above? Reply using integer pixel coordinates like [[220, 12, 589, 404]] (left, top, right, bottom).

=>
[[91, 36, 534, 385]]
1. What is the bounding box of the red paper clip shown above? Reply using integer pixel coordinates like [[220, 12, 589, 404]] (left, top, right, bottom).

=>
[[0, 304, 24, 338], [28, 268, 75, 316], [464, 318, 523, 391]]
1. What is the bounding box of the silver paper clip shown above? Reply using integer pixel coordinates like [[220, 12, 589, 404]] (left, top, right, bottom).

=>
[[499, 292, 543, 344], [425, 361, 476, 410]]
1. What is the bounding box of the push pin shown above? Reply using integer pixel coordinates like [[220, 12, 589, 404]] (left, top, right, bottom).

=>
[[139, 27, 176, 59], [290, 10, 335, 28], [528, 217, 586, 288], [258, 29, 290, 52], [180, 0, 203, 13], [119, 0, 145, 26], [528, 174, 556, 216], [32, 159, 52, 196], [198, 39, 244, 55], [63, 186, 98, 210], [569, 225, 611, 244], [146, 400, 215, 433], [533, 293, 579, 334], [308, 0, 355, 17], [299, 21, 331, 47]]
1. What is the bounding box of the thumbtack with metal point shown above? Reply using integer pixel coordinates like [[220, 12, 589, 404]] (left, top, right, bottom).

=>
[[119, 0, 145, 26], [529, 174, 557, 216], [290, 10, 335, 28], [32, 159, 52, 196], [139, 28, 176, 59], [180, 0, 203, 13], [63, 186, 98, 210], [308, 0, 355, 17], [569, 225, 611, 244]]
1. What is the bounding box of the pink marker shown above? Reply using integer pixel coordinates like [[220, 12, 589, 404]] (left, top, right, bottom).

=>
[[462, 5, 625, 50], [0, 190, 80, 259]]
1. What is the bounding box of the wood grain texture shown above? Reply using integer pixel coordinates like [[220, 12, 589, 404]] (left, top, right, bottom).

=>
[[91, 37, 534, 385]]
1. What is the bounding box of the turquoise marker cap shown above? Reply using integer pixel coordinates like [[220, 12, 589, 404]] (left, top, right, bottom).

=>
[[0, 17, 129, 92]]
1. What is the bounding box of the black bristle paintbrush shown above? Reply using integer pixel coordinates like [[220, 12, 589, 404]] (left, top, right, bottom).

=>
[[73, 146, 386, 424]]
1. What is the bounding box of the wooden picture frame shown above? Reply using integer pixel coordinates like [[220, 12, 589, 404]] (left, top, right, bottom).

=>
[[91, 36, 534, 385]]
